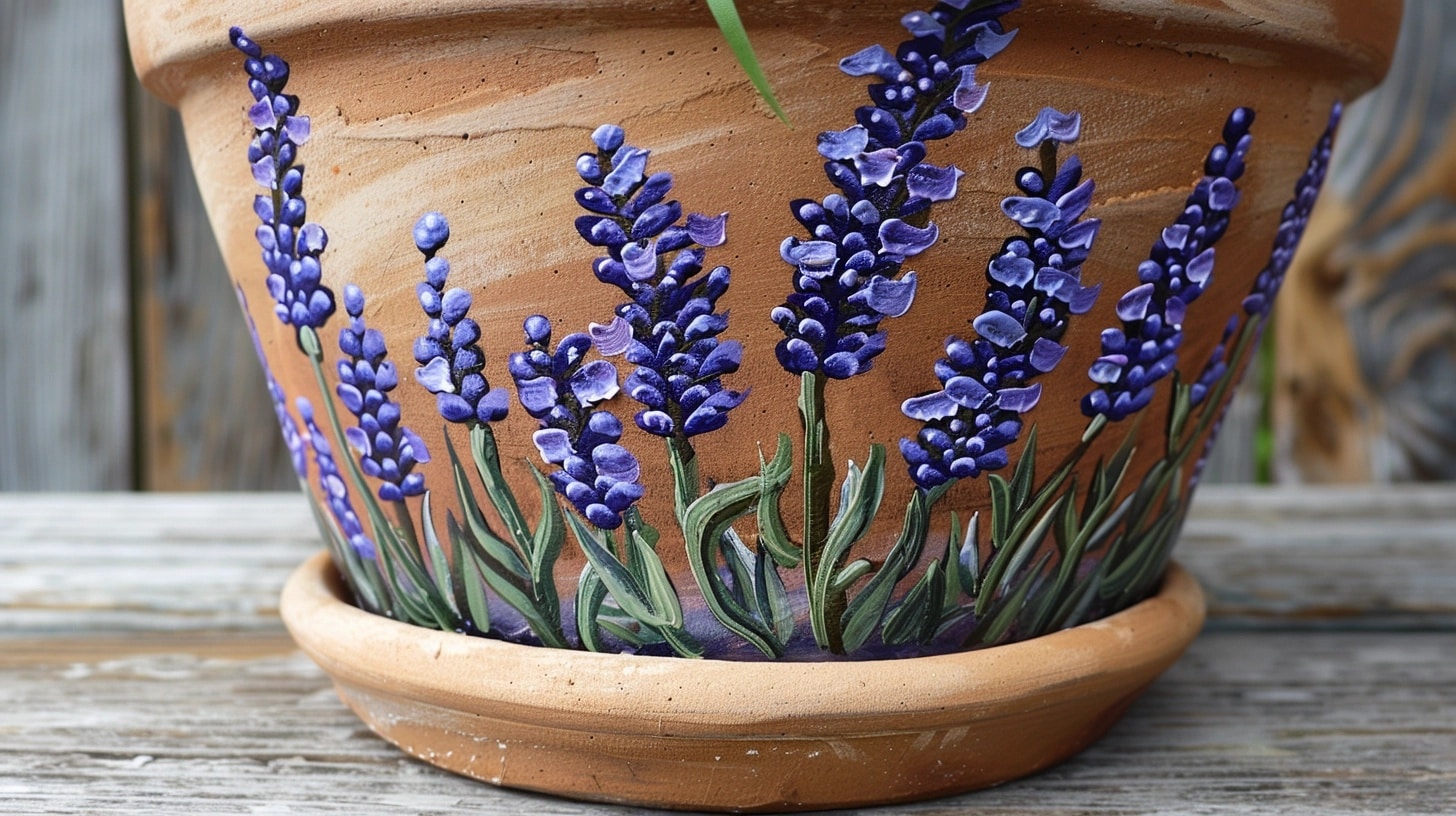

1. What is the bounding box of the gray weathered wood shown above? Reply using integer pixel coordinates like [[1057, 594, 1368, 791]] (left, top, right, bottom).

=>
[[1, 489, 1453, 814], [128, 88, 297, 491], [0, 0, 132, 490]]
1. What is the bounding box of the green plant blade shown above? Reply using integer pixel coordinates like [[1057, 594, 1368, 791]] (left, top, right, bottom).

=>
[[705, 0, 791, 126]]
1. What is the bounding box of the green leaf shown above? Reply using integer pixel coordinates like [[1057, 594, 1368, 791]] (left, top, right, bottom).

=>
[[977, 492, 1064, 616], [419, 492, 461, 619], [1167, 379, 1194, 448], [705, 0, 792, 126], [624, 510, 685, 631], [756, 434, 801, 568], [754, 542, 795, 644], [525, 466, 567, 647], [450, 515, 493, 634], [967, 552, 1051, 648], [821, 445, 886, 575], [988, 474, 1012, 547], [597, 617, 649, 648], [839, 486, 932, 653], [470, 424, 533, 556], [1009, 425, 1039, 509], [881, 564, 936, 646], [567, 513, 676, 631], [681, 434, 792, 658], [575, 564, 609, 653], [445, 431, 528, 580], [958, 511, 982, 596], [831, 559, 873, 595]]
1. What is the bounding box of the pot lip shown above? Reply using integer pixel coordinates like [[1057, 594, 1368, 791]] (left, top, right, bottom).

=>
[[281, 549, 1206, 737], [123, 0, 1401, 108]]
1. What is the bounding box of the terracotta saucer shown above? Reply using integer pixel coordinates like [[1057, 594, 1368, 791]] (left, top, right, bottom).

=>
[[281, 551, 1204, 812]]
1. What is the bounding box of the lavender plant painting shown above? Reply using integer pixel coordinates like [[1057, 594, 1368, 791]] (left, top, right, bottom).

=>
[[226, 13, 1334, 661]]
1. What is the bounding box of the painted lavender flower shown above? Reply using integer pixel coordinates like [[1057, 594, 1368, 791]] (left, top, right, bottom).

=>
[[574, 125, 746, 439], [509, 316, 643, 529], [230, 27, 333, 332], [410, 212, 511, 425], [298, 397, 376, 560], [900, 108, 1101, 489], [1242, 103, 1342, 320], [1082, 107, 1255, 421], [337, 284, 431, 501], [772, 1, 1021, 378]]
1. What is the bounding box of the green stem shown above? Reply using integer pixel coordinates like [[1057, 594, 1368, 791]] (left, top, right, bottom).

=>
[[799, 371, 843, 652], [666, 435, 700, 525]]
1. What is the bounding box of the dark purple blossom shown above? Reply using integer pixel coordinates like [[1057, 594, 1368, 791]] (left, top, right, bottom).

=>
[[408, 212, 511, 425], [1082, 107, 1255, 421], [900, 109, 1101, 489], [772, 1, 1021, 379], [337, 284, 430, 502], [1242, 103, 1342, 319], [573, 125, 747, 438], [230, 27, 334, 331], [508, 316, 643, 529], [298, 396, 376, 560]]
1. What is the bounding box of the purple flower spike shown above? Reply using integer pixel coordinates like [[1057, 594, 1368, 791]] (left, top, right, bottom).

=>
[[773, 1, 1022, 379], [409, 212, 511, 426], [509, 317, 642, 529], [337, 284, 430, 502], [1243, 104, 1341, 320], [231, 28, 334, 333], [1082, 106, 1256, 422], [901, 108, 1102, 490], [238, 286, 308, 479], [572, 125, 748, 440], [298, 397, 377, 561]]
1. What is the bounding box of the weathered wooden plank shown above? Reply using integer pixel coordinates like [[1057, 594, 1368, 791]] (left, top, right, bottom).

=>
[[0, 0, 132, 490], [0, 632, 1450, 814], [1274, 0, 1456, 482], [128, 86, 297, 491]]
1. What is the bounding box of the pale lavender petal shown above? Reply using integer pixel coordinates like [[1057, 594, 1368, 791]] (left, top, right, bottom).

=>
[[248, 99, 277, 129], [900, 10, 944, 37], [533, 428, 574, 464], [517, 376, 559, 415], [973, 310, 1027, 348], [782, 238, 840, 276], [1015, 108, 1081, 148], [852, 272, 918, 318], [686, 212, 728, 247], [589, 316, 633, 356], [592, 443, 640, 484], [1002, 196, 1061, 231], [906, 163, 964, 202], [1089, 356, 1127, 384], [902, 391, 959, 421], [621, 241, 657, 282], [570, 360, 620, 405], [602, 146, 649, 197], [944, 376, 993, 410], [251, 155, 276, 187], [839, 44, 900, 80], [345, 426, 370, 456], [878, 219, 939, 257], [401, 428, 431, 464], [282, 115, 311, 145], [996, 384, 1042, 413], [974, 23, 1018, 59], [854, 148, 902, 187], [1116, 283, 1155, 322], [989, 255, 1035, 287], [1029, 338, 1069, 373], [952, 66, 989, 113], [1186, 247, 1216, 284], [817, 126, 870, 161], [414, 357, 454, 393]]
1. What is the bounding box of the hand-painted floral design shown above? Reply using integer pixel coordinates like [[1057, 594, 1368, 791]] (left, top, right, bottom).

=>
[[900, 108, 1101, 489], [1083, 107, 1255, 421], [411, 212, 512, 426], [337, 284, 431, 501], [230, 27, 334, 333], [298, 397, 376, 560], [509, 316, 643, 529], [237, 286, 308, 479], [573, 125, 747, 440], [772, 0, 1021, 378], [227, 22, 1317, 663]]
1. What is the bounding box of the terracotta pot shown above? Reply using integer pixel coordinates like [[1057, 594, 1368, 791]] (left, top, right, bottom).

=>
[[127, 0, 1396, 807]]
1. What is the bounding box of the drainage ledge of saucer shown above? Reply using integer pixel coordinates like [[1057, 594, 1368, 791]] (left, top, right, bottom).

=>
[[124, 0, 1397, 810]]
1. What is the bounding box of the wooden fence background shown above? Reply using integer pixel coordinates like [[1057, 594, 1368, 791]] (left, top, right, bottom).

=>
[[1, 0, 1451, 492]]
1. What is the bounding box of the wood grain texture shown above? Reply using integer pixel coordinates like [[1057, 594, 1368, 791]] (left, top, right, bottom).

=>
[[1275, 0, 1456, 482], [0, 0, 133, 490], [128, 86, 296, 491], [1, 490, 1452, 813]]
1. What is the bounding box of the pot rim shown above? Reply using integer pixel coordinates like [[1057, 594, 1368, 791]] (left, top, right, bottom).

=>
[[125, 0, 1400, 108], [281, 549, 1205, 738]]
